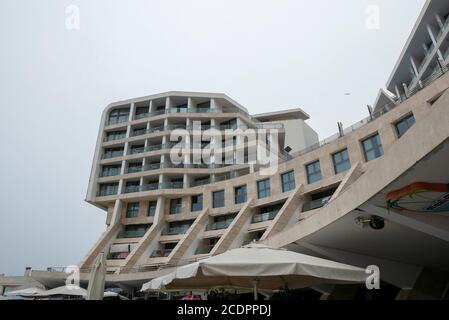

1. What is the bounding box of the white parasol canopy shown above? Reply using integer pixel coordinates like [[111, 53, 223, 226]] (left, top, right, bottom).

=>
[[35, 285, 87, 297], [141, 244, 367, 297]]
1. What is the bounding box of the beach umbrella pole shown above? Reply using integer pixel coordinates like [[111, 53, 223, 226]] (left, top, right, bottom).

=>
[[253, 280, 258, 301]]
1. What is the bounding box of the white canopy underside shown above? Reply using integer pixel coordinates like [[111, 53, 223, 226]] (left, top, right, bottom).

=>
[[142, 244, 367, 292]]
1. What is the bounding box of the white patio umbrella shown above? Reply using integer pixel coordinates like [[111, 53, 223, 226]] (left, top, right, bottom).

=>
[[35, 285, 87, 297], [141, 244, 367, 300], [86, 252, 106, 300], [5, 287, 45, 297]]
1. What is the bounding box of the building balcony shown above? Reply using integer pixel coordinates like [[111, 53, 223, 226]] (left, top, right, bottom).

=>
[[150, 249, 173, 258], [125, 166, 143, 174], [97, 188, 118, 197], [99, 169, 121, 177], [302, 197, 331, 212], [251, 211, 278, 224], [195, 245, 214, 255], [106, 118, 128, 126], [117, 229, 146, 239], [102, 151, 124, 159], [104, 133, 126, 142], [161, 225, 191, 236], [205, 220, 233, 231], [124, 185, 140, 193], [107, 252, 130, 260]]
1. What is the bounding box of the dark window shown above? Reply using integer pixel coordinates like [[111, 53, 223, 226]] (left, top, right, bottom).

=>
[[130, 144, 145, 154], [234, 185, 247, 204], [257, 179, 271, 199], [332, 149, 351, 174], [281, 171, 296, 192], [306, 161, 322, 184], [148, 201, 157, 217], [125, 181, 140, 193], [395, 114, 415, 138], [213, 190, 225, 208], [362, 134, 384, 161], [170, 198, 182, 214], [108, 108, 129, 125], [126, 202, 139, 218], [135, 106, 149, 116], [191, 194, 203, 212], [127, 162, 142, 173]]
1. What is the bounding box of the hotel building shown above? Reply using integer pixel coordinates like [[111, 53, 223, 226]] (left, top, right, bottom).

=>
[[2, 0, 449, 300]]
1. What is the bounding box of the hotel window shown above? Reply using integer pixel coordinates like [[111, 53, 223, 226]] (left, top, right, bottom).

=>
[[99, 183, 118, 196], [332, 149, 351, 174], [147, 201, 157, 217], [213, 190, 225, 208], [362, 134, 384, 161], [105, 130, 126, 141], [101, 165, 121, 177], [257, 179, 271, 199], [104, 147, 124, 159], [108, 108, 129, 125], [306, 161, 322, 184], [170, 198, 182, 214], [234, 185, 247, 204], [395, 114, 415, 138], [281, 170, 296, 192], [191, 194, 203, 212], [126, 202, 140, 218]]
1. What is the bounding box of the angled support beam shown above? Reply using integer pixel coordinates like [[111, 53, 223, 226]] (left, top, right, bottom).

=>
[[166, 208, 209, 265], [330, 162, 364, 201], [79, 200, 123, 269], [211, 198, 254, 255], [121, 222, 165, 269], [260, 185, 304, 241]]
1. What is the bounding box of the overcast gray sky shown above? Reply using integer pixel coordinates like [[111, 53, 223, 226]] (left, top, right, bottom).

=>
[[0, 0, 425, 276]]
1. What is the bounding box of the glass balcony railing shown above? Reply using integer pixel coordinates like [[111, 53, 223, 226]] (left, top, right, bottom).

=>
[[195, 245, 214, 255], [100, 169, 121, 177], [205, 220, 233, 231], [150, 249, 173, 258], [302, 197, 331, 212], [107, 252, 130, 260], [126, 166, 143, 174], [117, 229, 147, 238], [106, 117, 128, 126], [161, 225, 191, 236], [251, 211, 278, 224], [129, 147, 145, 155], [104, 134, 126, 142], [125, 185, 140, 193], [98, 188, 118, 197], [102, 151, 124, 159]]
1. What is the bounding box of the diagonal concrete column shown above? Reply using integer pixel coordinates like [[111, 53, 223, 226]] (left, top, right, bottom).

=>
[[211, 198, 254, 255], [167, 208, 209, 265], [260, 185, 304, 241]]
